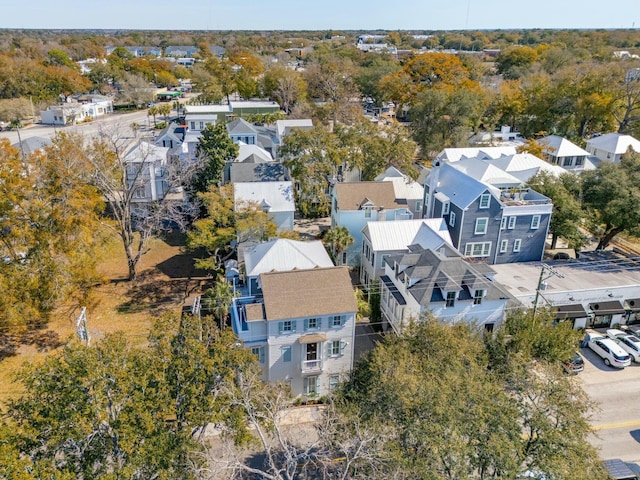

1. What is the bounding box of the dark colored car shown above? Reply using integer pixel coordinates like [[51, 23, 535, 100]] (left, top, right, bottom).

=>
[[563, 351, 584, 374]]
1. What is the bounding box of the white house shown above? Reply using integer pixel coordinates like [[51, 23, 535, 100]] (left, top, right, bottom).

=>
[[241, 239, 334, 296], [379, 244, 512, 333], [124, 142, 171, 202], [230, 267, 357, 397], [40, 97, 113, 125], [585, 133, 640, 163], [538, 135, 598, 172], [360, 218, 457, 290], [331, 181, 414, 266], [374, 166, 425, 219], [490, 251, 640, 329], [234, 181, 295, 232]]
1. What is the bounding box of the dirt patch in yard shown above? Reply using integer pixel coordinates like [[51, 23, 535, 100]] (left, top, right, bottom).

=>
[[0, 230, 208, 404]]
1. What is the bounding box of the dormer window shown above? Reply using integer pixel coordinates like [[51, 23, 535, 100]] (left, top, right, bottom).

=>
[[446, 291, 456, 307], [474, 290, 485, 305]]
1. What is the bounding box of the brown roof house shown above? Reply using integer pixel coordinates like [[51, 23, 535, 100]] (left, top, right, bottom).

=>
[[230, 266, 357, 398], [330, 181, 415, 266]]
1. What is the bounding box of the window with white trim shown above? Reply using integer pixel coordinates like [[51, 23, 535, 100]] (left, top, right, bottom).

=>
[[508, 216, 516, 229], [500, 217, 506, 230], [304, 318, 320, 331], [304, 376, 320, 396], [479, 194, 491, 209], [475, 218, 489, 235], [442, 201, 450, 215], [330, 315, 344, 328], [531, 215, 541, 230], [513, 239, 522, 252], [464, 242, 492, 258], [328, 340, 346, 357], [449, 211, 456, 227], [279, 320, 296, 333], [500, 239, 508, 253], [364, 206, 372, 218], [415, 200, 423, 213], [329, 374, 340, 391]]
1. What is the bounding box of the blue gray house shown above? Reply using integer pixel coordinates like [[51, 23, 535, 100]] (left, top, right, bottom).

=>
[[423, 161, 552, 264]]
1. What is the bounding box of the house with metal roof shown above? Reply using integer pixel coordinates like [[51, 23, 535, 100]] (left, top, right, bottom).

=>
[[538, 135, 598, 172], [230, 267, 357, 397], [331, 181, 415, 266], [360, 218, 458, 290], [586, 133, 640, 163], [379, 245, 512, 333], [424, 161, 553, 265], [234, 181, 295, 233], [374, 166, 425, 219], [241, 239, 334, 296], [226, 118, 259, 145]]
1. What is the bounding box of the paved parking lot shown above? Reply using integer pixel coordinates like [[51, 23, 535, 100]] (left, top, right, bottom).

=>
[[578, 345, 640, 462]]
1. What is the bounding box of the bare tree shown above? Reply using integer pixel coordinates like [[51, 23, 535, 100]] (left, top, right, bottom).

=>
[[86, 123, 199, 280], [192, 369, 322, 480]]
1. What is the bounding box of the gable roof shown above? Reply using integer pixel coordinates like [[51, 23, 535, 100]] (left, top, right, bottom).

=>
[[13, 136, 52, 156], [234, 181, 295, 212], [260, 267, 357, 321], [227, 118, 258, 136], [275, 119, 313, 139], [334, 182, 404, 210], [430, 163, 501, 209], [375, 168, 424, 201], [586, 133, 640, 154], [388, 246, 511, 307], [489, 153, 566, 181], [228, 163, 288, 183], [363, 218, 455, 253], [539, 135, 590, 157], [124, 141, 169, 163], [451, 160, 523, 188], [243, 239, 334, 277], [237, 143, 273, 163], [436, 146, 517, 162]]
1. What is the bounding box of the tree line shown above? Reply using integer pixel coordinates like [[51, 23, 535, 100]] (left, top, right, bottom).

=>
[[0, 310, 608, 479]]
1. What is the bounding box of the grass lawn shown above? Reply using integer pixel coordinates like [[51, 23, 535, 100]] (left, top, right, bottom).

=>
[[0, 228, 208, 404]]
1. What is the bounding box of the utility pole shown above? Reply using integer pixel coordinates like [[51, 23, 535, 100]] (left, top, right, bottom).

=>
[[532, 263, 564, 322]]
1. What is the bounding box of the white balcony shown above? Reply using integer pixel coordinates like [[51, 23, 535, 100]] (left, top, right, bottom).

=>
[[301, 359, 323, 373]]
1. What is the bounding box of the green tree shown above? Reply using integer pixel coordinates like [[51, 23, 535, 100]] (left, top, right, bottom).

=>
[[582, 150, 640, 249], [527, 171, 587, 250], [262, 66, 307, 115], [0, 135, 104, 332], [323, 226, 354, 265], [334, 319, 604, 479], [187, 185, 277, 272], [410, 86, 487, 157], [496, 46, 539, 79], [191, 122, 238, 194]]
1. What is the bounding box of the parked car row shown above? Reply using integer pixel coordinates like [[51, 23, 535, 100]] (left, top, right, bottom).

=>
[[581, 329, 640, 369]]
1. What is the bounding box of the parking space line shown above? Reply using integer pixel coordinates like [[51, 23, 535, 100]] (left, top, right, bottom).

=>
[[591, 420, 640, 431]]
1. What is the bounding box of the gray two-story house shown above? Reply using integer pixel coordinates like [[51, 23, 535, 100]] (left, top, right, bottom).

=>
[[423, 161, 552, 264]]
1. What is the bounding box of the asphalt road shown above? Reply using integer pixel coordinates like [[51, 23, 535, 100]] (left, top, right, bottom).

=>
[[0, 109, 156, 146], [579, 345, 640, 462]]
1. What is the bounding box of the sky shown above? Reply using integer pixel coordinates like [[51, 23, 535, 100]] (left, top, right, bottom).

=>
[[3, 0, 640, 31]]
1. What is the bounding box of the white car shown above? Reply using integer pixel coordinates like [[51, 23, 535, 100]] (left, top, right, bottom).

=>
[[606, 329, 640, 363], [588, 335, 631, 368]]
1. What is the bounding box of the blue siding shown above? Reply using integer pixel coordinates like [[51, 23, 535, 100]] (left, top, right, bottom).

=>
[[495, 213, 550, 263], [459, 193, 501, 259]]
